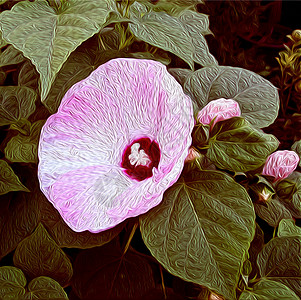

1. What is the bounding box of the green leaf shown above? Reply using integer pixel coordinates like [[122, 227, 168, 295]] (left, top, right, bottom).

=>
[[0, 160, 29, 195], [276, 172, 301, 218], [0, 267, 68, 299], [13, 223, 73, 287], [276, 179, 297, 201], [255, 175, 275, 193], [141, 0, 204, 16], [129, 3, 216, 68], [9, 118, 31, 135], [257, 235, 301, 297], [191, 123, 210, 148], [43, 37, 128, 113], [0, 188, 40, 259], [291, 141, 301, 167], [183, 66, 280, 128], [130, 50, 171, 66], [278, 219, 301, 238], [18, 60, 39, 90], [179, 10, 211, 35], [28, 277, 68, 299], [248, 223, 265, 280], [239, 278, 299, 300], [0, 266, 26, 299], [40, 193, 125, 248], [206, 117, 279, 172], [5, 120, 45, 163], [168, 68, 193, 87], [140, 169, 255, 300], [129, 2, 195, 68], [0, 45, 25, 67], [178, 10, 217, 66], [98, 27, 121, 50], [72, 242, 155, 300], [254, 198, 292, 227], [0, 86, 37, 126], [0, 31, 8, 48], [0, 0, 114, 101]]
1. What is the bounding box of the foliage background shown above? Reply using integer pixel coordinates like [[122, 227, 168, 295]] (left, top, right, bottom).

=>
[[0, 0, 301, 299]]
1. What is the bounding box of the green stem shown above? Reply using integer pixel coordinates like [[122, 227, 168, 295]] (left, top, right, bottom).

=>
[[272, 225, 277, 238]]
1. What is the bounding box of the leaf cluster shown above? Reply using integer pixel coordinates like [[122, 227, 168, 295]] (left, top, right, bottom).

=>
[[0, 1, 300, 300]]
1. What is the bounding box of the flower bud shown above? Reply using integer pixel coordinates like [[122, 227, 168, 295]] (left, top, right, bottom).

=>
[[258, 187, 273, 202], [262, 150, 300, 181], [197, 98, 241, 127], [185, 147, 201, 163]]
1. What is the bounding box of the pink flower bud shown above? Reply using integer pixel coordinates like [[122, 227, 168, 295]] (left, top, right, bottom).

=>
[[197, 98, 241, 127], [185, 147, 200, 162], [262, 150, 300, 181]]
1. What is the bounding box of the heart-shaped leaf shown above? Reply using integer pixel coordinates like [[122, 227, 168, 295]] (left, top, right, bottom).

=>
[[0, 0, 114, 100], [277, 219, 301, 238], [5, 120, 45, 163], [28, 276, 68, 299], [129, 3, 216, 68], [129, 2, 195, 69], [206, 117, 279, 172], [0, 266, 26, 299], [13, 223, 73, 287], [239, 278, 299, 300], [257, 235, 301, 297], [0, 267, 68, 299], [140, 169, 255, 300], [0, 86, 37, 126], [183, 66, 280, 128], [72, 241, 155, 300], [0, 160, 29, 195], [254, 198, 292, 227], [0, 45, 25, 67]]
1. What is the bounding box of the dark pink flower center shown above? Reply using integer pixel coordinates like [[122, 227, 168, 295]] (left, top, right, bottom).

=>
[[121, 137, 160, 181]]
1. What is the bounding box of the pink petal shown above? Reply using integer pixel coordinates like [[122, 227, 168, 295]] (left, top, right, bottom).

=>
[[185, 147, 201, 162], [38, 58, 194, 232], [262, 150, 300, 181], [197, 98, 241, 126]]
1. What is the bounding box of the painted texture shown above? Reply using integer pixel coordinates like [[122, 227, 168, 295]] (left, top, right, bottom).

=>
[[38, 58, 194, 233]]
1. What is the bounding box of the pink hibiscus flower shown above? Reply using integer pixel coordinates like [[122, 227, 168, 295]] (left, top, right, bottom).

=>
[[38, 58, 194, 233]]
